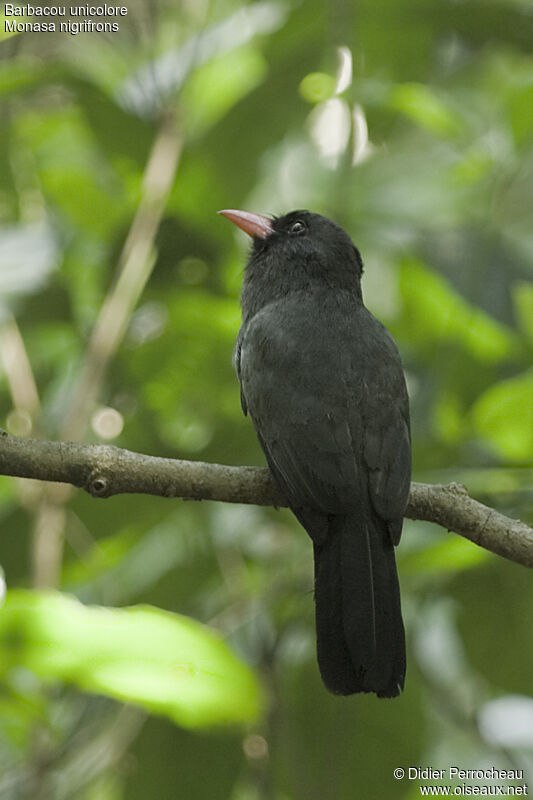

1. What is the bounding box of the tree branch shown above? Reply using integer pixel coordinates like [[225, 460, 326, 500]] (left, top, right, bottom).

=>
[[1, 430, 531, 569]]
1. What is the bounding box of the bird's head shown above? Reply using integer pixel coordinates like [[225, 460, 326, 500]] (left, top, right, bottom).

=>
[[218, 209, 364, 304]]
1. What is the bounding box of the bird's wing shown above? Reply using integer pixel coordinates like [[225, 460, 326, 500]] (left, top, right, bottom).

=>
[[232, 335, 248, 415], [360, 328, 411, 545], [363, 405, 411, 545], [238, 301, 410, 544], [256, 410, 361, 516], [254, 382, 410, 547], [239, 331, 364, 521]]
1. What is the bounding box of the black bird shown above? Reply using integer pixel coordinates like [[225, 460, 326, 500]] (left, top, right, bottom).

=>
[[219, 208, 411, 697]]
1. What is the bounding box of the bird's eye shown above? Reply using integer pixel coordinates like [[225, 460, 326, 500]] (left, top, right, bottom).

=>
[[289, 220, 306, 235]]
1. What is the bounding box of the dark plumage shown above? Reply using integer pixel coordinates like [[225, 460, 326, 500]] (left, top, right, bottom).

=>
[[219, 208, 411, 697]]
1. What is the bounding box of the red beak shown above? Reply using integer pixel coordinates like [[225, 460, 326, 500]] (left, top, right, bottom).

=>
[[218, 209, 274, 239]]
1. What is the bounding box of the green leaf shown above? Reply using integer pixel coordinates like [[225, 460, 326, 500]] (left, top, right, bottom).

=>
[[401, 534, 489, 576], [450, 146, 493, 186], [452, 559, 533, 695], [16, 106, 126, 238], [389, 83, 461, 137], [513, 281, 533, 344], [433, 390, 465, 444], [299, 72, 336, 104], [181, 47, 267, 137], [0, 60, 47, 94], [472, 370, 533, 462], [0, 591, 263, 728], [400, 259, 518, 363], [0, 12, 25, 41], [508, 84, 533, 145]]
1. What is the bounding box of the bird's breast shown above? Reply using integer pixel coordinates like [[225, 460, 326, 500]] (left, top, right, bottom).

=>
[[239, 292, 364, 413]]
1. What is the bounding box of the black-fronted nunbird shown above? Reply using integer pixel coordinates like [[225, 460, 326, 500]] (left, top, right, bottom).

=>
[[219, 208, 411, 697]]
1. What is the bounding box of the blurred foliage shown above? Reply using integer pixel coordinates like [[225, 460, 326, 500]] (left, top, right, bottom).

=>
[[0, 0, 532, 797], [0, 591, 263, 728]]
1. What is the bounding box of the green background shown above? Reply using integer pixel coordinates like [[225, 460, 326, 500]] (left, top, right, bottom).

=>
[[0, 0, 532, 797]]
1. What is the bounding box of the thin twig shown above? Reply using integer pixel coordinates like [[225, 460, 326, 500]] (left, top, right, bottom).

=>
[[24, 112, 182, 588], [0, 315, 40, 417], [60, 112, 183, 442]]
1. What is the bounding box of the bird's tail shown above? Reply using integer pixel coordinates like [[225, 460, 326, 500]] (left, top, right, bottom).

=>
[[313, 513, 405, 697]]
